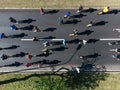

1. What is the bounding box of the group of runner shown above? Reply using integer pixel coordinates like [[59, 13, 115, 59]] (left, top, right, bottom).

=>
[[0, 6, 112, 68]]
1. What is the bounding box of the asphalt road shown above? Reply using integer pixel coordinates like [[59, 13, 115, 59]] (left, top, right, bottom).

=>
[[0, 9, 120, 72]]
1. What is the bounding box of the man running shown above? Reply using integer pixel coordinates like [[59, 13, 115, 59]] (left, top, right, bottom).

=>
[[98, 6, 110, 15]]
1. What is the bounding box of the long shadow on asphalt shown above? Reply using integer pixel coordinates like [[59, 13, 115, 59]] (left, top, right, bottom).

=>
[[79, 53, 101, 61], [39, 36, 56, 39], [78, 30, 94, 36], [35, 53, 52, 57], [18, 18, 36, 24], [87, 39, 99, 44], [4, 61, 23, 67], [3, 45, 20, 50], [12, 52, 26, 57], [107, 9, 120, 15], [94, 21, 108, 26], [31, 59, 61, 65], [19, 25, 34, 30], [82, 8, 97, 13], [71, 13, 87, 19], [43, 27, 57, 32], [50, 46, 68, 51], [45, 9, 59, 14], [8, 33, 28, 38], [63, 19, 81, 25], [66, 39, 81, 44]]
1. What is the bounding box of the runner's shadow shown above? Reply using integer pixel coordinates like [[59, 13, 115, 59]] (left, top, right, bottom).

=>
[[51, 46, 68, 51], [45, 10, 59, 14], [12, 52, 26, 57], [71, 13, 87, 18], [66, 39, 81, 44], [82, 8, 97, 13], [87, 39, 99, 43], [85, 53, 101, 58], [8, 33, 28, 38], [35, 53, 52, 57], [19, 18, 36, 24], [4, 61, 23, 67], [31, 59, 61, 65], [94, 21, 108, 26], [4, 45, 20, 50], [19, 25, 34, 30], [43, 27, 56, 32], [107, 9, 120, 15], [63, 19, 80, 25], [49, 60, 61, 65], [78, 30, 94, 36], [39, 36, 56, 40]]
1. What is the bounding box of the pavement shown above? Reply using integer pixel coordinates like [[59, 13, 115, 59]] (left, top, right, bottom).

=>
[[0, 9, 120, 73]]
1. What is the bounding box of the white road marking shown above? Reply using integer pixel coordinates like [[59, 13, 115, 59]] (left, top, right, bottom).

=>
[[21, 38, 65, 41], [100, 38, 120, 41]]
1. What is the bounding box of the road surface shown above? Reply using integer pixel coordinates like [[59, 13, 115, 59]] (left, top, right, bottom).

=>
[[0, 9, 120, 72]]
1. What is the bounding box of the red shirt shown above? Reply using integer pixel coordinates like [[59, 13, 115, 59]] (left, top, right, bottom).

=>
[[26, 54, 32, 60]]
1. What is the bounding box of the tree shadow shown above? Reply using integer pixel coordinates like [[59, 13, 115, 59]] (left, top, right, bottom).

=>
[[71, 13, 87, 18], [0, 70, 109, 90], [107, 9, 120, 15], [65, 71, 109, 90], [63, 19, 80, 25], [43, 27, 56, 32], [19, 18, 36, 24], [94, 21, 108, 26], [51, 46, 68, 51], [12, 52, 26, 57], [0, 74, 40, 85], [45, 10, 59, 14], [19, 25, 34, 30], [4, 61, 23, 67], [76, 44, 82, 50], [82, 8, 97, 13], [78, 30, 94, 36], [4, 45, 20, 50], [8, 33, 28, 38], [87, 39, 99, 43]]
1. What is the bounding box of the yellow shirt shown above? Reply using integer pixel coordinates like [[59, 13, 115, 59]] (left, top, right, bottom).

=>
[[103, 7, 109, 13]]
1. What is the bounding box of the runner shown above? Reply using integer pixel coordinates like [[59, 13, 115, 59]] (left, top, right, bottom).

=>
[[64, 12, 71, 18], [76, 5, 83, 13], [86, 21, 95, 27], [32, 37, 39, 41], [42, 48, 52, 55], [33, 26, 43, 32], [98, 6, 110, 15], [9, 17, 17, 23], [0, 33, 7, 39], [110, 48, 120, 53], [69, 29, 79, 37], [1, 54, 11, 60], [10, 24, 17, 30], [26, 53, 32, 60], [40, 8, 45, 15], [58, 17, 63, 25]]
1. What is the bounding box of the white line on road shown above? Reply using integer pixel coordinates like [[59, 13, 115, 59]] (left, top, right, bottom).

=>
[[100, 38, 120, 41], [21, 39, 65, 41]]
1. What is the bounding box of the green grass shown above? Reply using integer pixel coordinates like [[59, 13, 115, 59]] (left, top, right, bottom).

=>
[[0, 72, 119, 90], [0, 72, 120, 90], [0, 0, 120, 9]]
